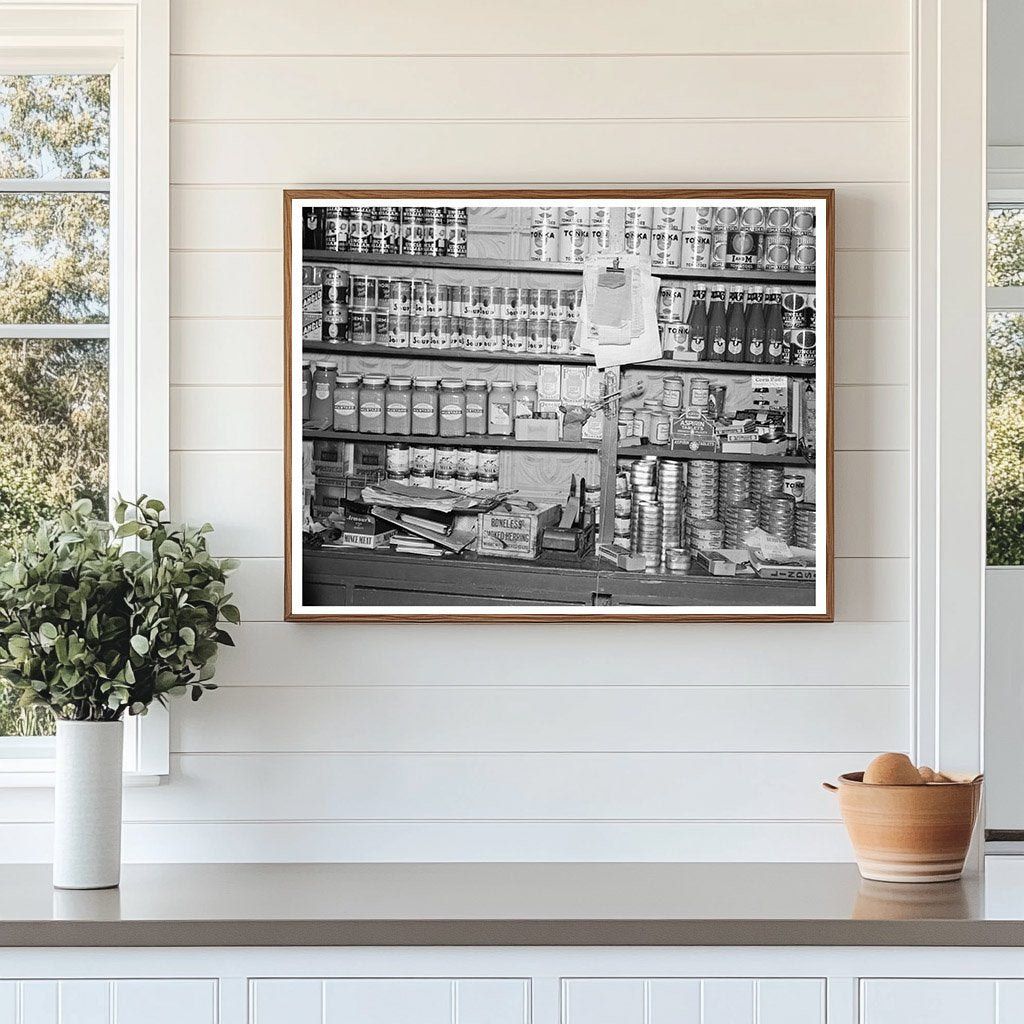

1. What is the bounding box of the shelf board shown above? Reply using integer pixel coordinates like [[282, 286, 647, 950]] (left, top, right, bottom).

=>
[[303, 429, 601, 453], [301, 342, 817, 377], [618, 444, 813, 467], [302, 249, 815, 286]]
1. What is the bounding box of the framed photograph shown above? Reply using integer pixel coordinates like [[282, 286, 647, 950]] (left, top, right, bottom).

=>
[[284, 190, 833, 622]]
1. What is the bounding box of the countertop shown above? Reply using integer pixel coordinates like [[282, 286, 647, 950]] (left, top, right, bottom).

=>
[[5, 861, 1024, 947]]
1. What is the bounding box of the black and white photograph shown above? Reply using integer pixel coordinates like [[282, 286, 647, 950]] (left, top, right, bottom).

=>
[[286, 192, 833, 620]]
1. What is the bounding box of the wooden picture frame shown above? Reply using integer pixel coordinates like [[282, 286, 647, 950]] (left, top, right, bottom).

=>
[[284, 189, 834, 622]]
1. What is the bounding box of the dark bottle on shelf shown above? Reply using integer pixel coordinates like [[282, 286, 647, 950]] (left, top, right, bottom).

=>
[[744, 285, 766, 363], [303, 206, 325, 250], [764, 287, 786, 364], [707, 285, 728, 361], [725, 285, 746, 363], [685, 283, 709, 360]]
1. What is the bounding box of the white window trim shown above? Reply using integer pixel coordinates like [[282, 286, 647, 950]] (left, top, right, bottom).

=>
[[0, 0, 169, 783]]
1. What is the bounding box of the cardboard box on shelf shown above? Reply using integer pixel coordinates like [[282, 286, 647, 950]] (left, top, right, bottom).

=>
[[514, 417, 561, 442], [538, 364, 562, 402], [561, 365, 588, 404], [477, 501, 562, 560], [302, 285, 322, 313]]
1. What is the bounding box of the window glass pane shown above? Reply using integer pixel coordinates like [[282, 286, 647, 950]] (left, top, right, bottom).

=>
[[0, 192, 109, 323], [0, 337, 107, 739], [988, 206, 1024, 288], [0, 75, 109, 179], [988, 312, 1024, 565]]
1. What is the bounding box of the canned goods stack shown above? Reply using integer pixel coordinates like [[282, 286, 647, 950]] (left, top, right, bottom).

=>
[[628, 457, 661, 567], [684, 460, 719, 548], [314, 206, 468, 259], [664, 547, 691, 573], [751, 465, 786, 507], [613, 472, 632, 546], [320, 267, 350, 343], [723, 501, 761, 549], [718, 462, 752, 520], [795, 503, 816, 549], [657, 460, 686, 555], [689, 518, 725, 552], [394, 443, 501, 493], [760, 493, 797, 543]]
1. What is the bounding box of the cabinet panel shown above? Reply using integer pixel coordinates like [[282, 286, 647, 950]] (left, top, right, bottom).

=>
[[58, 982, 110, 1024], [563, 980, 645, 1024], [323, 979, 450, 1024], [0, 983, 15, 1024], [113, 980, 217, 1024], [702, 980, 754, 1024], [251, 979, 323, 1024], [861, 981, 997, 1024], [456, 980, 529, 1024], [756, 980, 825, 1024], [18, 983, 56, 1024]]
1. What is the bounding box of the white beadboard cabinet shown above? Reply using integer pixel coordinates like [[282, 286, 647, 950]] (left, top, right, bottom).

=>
[[860, 979, 1024, 1023]]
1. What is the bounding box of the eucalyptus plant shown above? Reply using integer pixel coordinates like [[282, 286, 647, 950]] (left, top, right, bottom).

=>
[[0, 497, 239, 722]]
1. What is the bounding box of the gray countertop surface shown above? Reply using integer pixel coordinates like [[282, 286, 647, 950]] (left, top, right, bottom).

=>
[[2, 861, 1023, 947]]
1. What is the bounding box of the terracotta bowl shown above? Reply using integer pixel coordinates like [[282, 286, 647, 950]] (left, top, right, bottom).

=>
[[823, 772, 983, 883]]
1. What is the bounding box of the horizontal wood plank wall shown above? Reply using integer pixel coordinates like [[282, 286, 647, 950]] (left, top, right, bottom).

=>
[[0, 0, 917, 863]]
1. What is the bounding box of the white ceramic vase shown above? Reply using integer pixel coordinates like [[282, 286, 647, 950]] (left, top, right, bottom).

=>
[[53, 720, 124, 890]]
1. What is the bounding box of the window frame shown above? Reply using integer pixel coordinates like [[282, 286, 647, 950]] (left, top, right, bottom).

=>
[[0, 0, 169, 782]]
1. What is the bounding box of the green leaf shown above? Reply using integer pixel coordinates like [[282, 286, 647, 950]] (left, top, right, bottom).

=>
[[220, 604, 240, 626], [39, 622, 58, 641], [158, 539, 182, 559], [130, 634, 150, 656]]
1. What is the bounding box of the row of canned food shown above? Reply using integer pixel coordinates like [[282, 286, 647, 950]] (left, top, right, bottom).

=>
[[302, 205, 470, 258]]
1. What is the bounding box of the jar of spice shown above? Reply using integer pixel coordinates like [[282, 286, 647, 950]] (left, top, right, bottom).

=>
[[439, 379, 467, 437], [411, 376, 439, 436], [309, 361, 338, 430], [330, 371, 359, 433], [385, 376, 413, 435], [514, 381, 538, 419], [359, 374, 388, 434], [488, 382, 514, 436], [464, 380, 488, 435]]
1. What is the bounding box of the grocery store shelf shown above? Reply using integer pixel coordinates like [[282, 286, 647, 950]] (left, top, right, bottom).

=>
[[618, 444, 813, 467], [301, 342, 817, 377], [303, 428, 601, 453], [302, 249, 814, 286]]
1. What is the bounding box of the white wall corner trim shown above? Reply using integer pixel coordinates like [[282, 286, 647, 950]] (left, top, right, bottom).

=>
[[914, 0, 987, 778]]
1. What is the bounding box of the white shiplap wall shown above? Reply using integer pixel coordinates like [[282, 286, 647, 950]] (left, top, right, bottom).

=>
[[2, 0, 916, 862]]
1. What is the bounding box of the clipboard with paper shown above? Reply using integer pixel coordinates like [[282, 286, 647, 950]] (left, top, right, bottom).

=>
[[576, 253, 663, 368]]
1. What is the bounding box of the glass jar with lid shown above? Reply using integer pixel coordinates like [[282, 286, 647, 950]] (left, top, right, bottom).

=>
[[514, 380, 538, 419], [488, 382, 514, 436], [464, 380, 488, 435], [411, 376, 440, 436], [439, 378, 467, 437], [301, 360, 313, 422], [309, 361, 338, 430], [385, 376, 413, 435], [330, 371, 359, 432], [359, 374, 388, 434], [650, 408, 671, 445]]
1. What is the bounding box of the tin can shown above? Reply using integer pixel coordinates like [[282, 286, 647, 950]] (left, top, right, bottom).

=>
[[505, 319, 528, 353], [422, 207, 447, 256], [531, 206, 559, 226], [374, 277, 391, 314], [410, 444, 435, 474], [467, 286, 485, 317], [433, 314, 453, 349], [526, 288, 544, 319], [739, 206, 766, 232], [387, 313, 409, 348], [411, 280, 429, 316], [682, 206, 715, 232], [348, 208, 373, 253], [589, 205, 613, 227], [527, 318, 550, 354], [790, 328, 816, 366], [708, 384, 727, 419], [444, 207, 468, 257], [552, 288, 574, 321], [551, 320, 573, 354], [504, 287, 527, 319], [657, 284, 687, 322], [623, 226, 651, 256], [782, 291, 812, 329], [372, 207, 400, 254], [765, 207, 793, 231], [662, 375, 685, 410], [789, 233, 816, 273], [449, 315, 465, 348], [558, 223, 589, 263], [385, 443, 411, 475], [452, 284, 471, 317], [589, 225, 614, 255], [322, 303, 348, 342], [624, 206, 652, 229], [409, 470, 432, 488], [476, 474, 499, 494], [530, 222, 559, 262], [467, 316, 488, 350], [401, 207, 424, 255], [760, 231, 792, 272], [321, 267, 350, 305], [688, 377, 711, 409], [651, 228, 683, 268], [710, 229, 729, 270], [349, 310, 374, 346], [481, 317, 501, 352], [350, 274, 376, 310], [784, 473, 806, 502], [682, 230, 712, 269], [478, 447, 500, 476], [409, 314, 431, 348], [435, 446, 458, 476], [477, 285, 500, 319], [658, 321, 686, 356], [389, 278, 413, 316], [713, 206, 740, 231], [651, 206, 683, 231], [456, 448, 478, 475], [726, 229, 760, 270], [559, 206, 590, 226], [424, 283, 447, 317], [791, 207, 816, 233], [324, 208, 348, 251]]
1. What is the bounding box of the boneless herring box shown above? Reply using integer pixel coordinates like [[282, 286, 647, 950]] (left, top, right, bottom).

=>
[[477, 502, 561, 560]]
